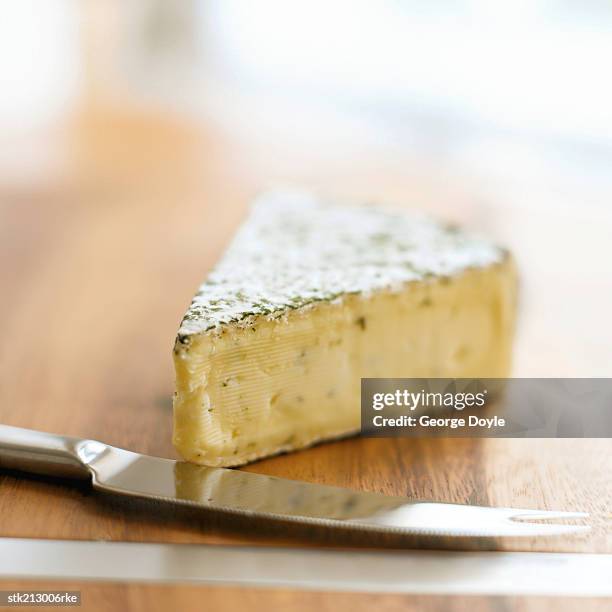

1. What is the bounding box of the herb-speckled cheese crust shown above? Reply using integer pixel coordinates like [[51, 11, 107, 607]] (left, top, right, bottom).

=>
[[177, 191, 505, 337]]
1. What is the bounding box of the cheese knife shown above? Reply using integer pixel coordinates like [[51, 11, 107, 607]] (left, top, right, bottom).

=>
[[0, 425, 589, 538]]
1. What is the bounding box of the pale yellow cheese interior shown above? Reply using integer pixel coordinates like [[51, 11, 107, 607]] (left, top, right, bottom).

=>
[[173, 258, 517, 467]]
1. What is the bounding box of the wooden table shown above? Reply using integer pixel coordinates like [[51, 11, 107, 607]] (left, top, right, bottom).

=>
[[1, 99, 610, 610]]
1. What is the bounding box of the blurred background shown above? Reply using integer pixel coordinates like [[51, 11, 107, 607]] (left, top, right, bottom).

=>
[[1, 0, 611, 419]]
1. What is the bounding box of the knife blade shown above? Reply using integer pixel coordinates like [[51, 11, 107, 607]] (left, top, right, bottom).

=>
[[0, 425, 589, 538], [2, 538, 610, 596]]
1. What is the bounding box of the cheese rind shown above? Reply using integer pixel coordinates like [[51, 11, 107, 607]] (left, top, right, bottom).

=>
[[173, 192, 517, 467]]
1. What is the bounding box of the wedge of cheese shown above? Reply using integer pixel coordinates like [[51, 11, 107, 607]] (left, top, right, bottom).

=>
[[173, 191, 517, 467]]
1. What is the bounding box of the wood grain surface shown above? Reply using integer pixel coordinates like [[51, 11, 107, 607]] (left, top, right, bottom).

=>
[[1, 580, 610, 612], [1, 64, 611, 611]]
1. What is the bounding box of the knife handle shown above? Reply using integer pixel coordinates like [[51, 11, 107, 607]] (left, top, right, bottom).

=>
[[0, 425, 92, 480]]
